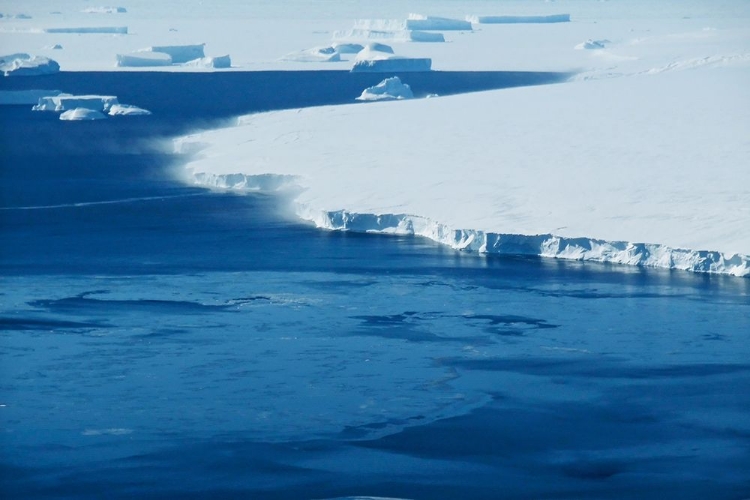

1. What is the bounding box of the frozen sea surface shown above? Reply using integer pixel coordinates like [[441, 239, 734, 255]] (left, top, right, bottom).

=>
[[1, 71, 749, 499]]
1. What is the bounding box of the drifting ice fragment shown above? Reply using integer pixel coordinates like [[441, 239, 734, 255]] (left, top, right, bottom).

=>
[[59, 108, 107, 120], [282, 46, 341, 63], [1, 53, 60, 76], [356, 77, 414, 101], [45, 26, 127, 34], [466, 14, 571, 24], [108, 104, 151, 116], [33, 94, 119, 112], [182, 55, 232, 68], [147, 44, 205, 63], [116, 51, 172, 67], [575, 39, 610, 50]]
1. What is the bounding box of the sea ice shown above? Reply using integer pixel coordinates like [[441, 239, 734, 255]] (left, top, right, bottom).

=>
[[33, 94, 119, 112], [351, 57, 431, 72], [406, 14, 472, 31], [107, 104, 151, 116], [331, 43, 364, 54], [351, 44, 431, 72], [1, 53, 60, 76], [59, 108, 107, 120], [466, 14, 571, 24], [180, 67, 750, 276], [116, 51, 172, 67], [333, 29, 445, 43], [81, 7, 127, 14], [356, 77, 414, 101], [148, 44, 206, 64], [575, 39, 609, 50], [281, 46, 341, 63], [44, 26, 128, 34], [182, 55, 232, 69]]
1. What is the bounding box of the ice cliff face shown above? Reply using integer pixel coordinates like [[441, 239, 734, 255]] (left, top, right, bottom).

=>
[[187, 172, 749, 277], [307, 209, 750, 277]]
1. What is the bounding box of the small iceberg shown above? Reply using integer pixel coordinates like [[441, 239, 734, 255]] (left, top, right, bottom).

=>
[[357, 77, 414, 101], [60, 108, 107, 121], [33, 94, 119, 112], [575, 39, 610, 50], [1, 53, 60, 76], [107, 104, 151, 116], [282, 46, 341, 63]]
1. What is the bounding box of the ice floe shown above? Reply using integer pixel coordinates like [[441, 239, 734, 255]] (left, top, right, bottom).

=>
[[331, 43, 364, 54], [1, 53, 59, 76], [147, 44, 206, 64], [351, 57, 431, 72], [107, 104, 151, 116], [179, 65, 750, 277], [466, 14, 571, 24], [282, 46, 341, 63], [116, 51, 172, 67], [81, 7, 127, 14], [350, 44, 431, 72], [182, 55, 232, 68], [33, 94, 119, 112], [352, 15, 471, 32], [575, 39, 610, 50], [59, 108, 107, 120], [44, 26, 128, 34], [334, 29, 445, 43], [356, 76, 414, 101]]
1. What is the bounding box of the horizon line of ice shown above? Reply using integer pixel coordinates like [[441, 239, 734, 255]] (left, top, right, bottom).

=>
[[466, 14, 571, 24], [188, 172, 749, 278]]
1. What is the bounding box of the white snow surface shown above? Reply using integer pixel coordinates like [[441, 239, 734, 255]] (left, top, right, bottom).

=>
[[356, 77, 414, 101], [59, 107, 106, 120], [0, 1, 747, 73], [179, 63, 750, 276]]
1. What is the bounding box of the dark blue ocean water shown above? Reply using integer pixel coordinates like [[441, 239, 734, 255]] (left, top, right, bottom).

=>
[[1, 72, 749, 500]]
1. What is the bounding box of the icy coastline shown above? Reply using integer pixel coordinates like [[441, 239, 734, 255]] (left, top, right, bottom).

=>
[[188, 171, 750, 277], [179, 62, 749, 278]]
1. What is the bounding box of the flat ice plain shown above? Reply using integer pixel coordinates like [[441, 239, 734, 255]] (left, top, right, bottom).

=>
[[2, 0, 749, 276]]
